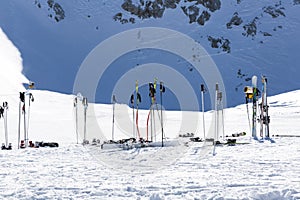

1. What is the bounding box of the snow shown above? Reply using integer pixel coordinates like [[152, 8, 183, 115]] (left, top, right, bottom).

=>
[[0, 26, 300, 199], [0, 28, 28, 96]]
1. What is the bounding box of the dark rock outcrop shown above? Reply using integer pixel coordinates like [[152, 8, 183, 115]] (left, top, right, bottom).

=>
[[263, 5, 285, 18], [242, 17, 258, 37], [226, 12, 243, 29], [34, 0, 65, 22], [294, 0, 300, 5], [116, 0, 221, 26], [207, 36, 231, 53]]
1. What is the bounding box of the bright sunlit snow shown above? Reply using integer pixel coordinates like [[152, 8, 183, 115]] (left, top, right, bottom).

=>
[[0, 27, 300, 199]]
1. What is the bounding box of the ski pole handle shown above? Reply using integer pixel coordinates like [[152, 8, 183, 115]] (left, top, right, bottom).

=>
[[201, 84, 205, 92]]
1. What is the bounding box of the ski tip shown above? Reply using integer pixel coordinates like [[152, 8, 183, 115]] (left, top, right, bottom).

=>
[[252, 75, 258, 87]]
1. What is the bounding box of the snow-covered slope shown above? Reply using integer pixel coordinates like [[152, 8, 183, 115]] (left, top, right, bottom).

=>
[[0, 28, 28, 96]]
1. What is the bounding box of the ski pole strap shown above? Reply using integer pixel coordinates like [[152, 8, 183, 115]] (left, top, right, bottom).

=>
[[160, 82, 165, 93], [137, 93, 141, 104], [0, 106, 3, 118], [130, 94, 134, 105], [3, 102, 8, 108], [149, 83, 155, 97], [112, 95, 116, 103], [20, 92, 25, 102], [74, 97, 77, 107], [217, 92, 222, 101], [82, 97, 88, 107], [215, 83, 219, 91], [29, 93, 34, 102]]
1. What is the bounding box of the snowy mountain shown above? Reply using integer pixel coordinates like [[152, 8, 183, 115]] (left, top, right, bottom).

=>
[[0, 0, 299, 111], [0, 25, 300, 199]]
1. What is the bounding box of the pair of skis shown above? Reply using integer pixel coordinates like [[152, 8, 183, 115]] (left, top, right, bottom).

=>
[[259, 76, 270, 138], [244, 75, 272, 142]]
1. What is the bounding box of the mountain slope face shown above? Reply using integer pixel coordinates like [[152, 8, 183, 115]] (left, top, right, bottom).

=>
[[0, 0, 299, 110]]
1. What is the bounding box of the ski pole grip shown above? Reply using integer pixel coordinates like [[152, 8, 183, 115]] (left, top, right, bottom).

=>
[[201, 84, 205, 92], [215, 83, 219, 91]]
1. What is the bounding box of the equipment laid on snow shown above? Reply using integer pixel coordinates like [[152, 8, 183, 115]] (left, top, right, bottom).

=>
[[19, 140, 25, 149], [101, 136, 179, 150], [229, 132, 247, 138], [190, 137, 203, 142], [179, 133, 195, 138], [36, 141, 59, 148], [91, 138, 101, 146], [214, 138, 250, 146]]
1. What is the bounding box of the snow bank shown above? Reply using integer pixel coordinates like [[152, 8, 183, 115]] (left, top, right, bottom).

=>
[[0, 28, 28, 96]]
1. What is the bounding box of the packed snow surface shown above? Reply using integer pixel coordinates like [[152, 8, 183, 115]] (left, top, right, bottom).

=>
[[0, 28, 300, 200]]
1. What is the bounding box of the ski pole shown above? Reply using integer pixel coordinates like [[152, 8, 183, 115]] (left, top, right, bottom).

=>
[[215, 83, 219, 143], [18, 101, 21, 149], [160, 82, 165, 147], [83, 97, 88, 144], [74, 97, 78, 144], [112, 95, 116, 141], [3, 102, 8, 148], [26, 93, 33, 147], [201, 84, 206, 140]]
